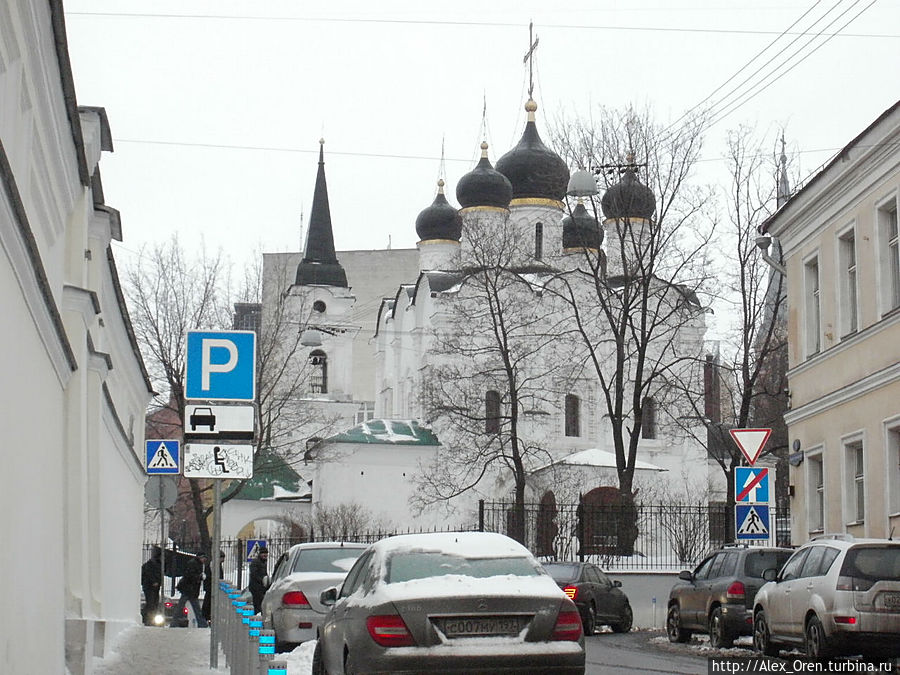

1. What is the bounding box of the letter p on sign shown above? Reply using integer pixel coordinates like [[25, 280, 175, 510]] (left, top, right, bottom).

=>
[[186, 330, 256, 402]]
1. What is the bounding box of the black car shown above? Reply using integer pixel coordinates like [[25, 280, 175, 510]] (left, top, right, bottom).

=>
[[542, 561, 633, 634], [667, 544, 793, 648]]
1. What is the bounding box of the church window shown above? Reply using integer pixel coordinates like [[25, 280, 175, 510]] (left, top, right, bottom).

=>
[[485, 390, 501, 434], [535, 223, 543, 260], [565, 394, 580, 437], [642, 397, 657, 439], [309, 350, 327, 393]]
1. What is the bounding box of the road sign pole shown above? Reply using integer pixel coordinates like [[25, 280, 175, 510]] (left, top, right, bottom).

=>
[[159, 481, 165, 614], [211, 478, 222, 668]]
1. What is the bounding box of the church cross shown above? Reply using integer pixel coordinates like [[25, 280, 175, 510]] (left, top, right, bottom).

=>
[[523, 21, 539, 99]]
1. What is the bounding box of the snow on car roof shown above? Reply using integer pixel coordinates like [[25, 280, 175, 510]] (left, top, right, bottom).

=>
[[370, 531, 532, 558]]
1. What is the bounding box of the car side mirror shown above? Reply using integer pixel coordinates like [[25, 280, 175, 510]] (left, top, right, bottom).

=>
[[320, 586, 338, 606], [762, 568, 778, 582], [678, 570, 693, 582], [613, 580, 622, 588]]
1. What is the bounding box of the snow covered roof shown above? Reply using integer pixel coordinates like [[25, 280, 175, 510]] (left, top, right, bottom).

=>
[[223, 447, 311, 501], [326, 419, 440, 446], [533, 448, 667, 473]]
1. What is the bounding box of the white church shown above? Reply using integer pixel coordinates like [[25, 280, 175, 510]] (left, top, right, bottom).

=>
[[256, 97, 721, 533]]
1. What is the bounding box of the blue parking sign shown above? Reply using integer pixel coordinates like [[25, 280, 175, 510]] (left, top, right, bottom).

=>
[[186, 331, 256, 401]]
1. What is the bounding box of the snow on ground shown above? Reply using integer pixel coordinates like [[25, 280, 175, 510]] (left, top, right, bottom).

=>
[[92, 625, 316, 675]]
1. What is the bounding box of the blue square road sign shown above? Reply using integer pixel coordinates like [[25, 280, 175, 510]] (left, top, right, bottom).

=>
[[185, 330, 256, 401], [146, 440, 180, 474]]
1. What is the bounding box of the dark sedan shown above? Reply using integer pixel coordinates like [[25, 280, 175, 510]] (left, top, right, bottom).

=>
[[313, 532, 585, 674], [542, 562, 633, 634]]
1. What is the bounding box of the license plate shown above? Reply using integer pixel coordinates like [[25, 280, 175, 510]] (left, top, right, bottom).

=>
[[882, 592, 900, 609], [440, 616, 526, 637]]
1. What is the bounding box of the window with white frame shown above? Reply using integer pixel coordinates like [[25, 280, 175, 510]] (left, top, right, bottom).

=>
[[808, 451, 825, 532], [878, 198, 900, 313], [888, 423, 900, 515], [844, 439, 864, 523], [355, 402, 375, 424], [804, 256, 821, 356], [838, 227, 858, 336]]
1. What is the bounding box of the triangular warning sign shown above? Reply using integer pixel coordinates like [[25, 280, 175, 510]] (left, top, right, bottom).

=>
[[729, 428, 772, 466], [737, 506, 769, 535], [149, 443, 178, 469]]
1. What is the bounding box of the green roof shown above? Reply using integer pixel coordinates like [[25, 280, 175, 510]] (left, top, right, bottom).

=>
[[224, 447, 310, 501], [326, 419, 440, 446]]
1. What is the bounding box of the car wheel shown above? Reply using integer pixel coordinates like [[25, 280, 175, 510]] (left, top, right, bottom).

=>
[[805, 615, 831, 660], [275, 641, 297, 653], [311, 641, 327, 675], [343, 649, 358, 675], [709, 607, 733, 648], [666, 604, 691, 643], [611, 603, 633, 633], [753, 610, 779, 657], [582, 603, 596, 636]]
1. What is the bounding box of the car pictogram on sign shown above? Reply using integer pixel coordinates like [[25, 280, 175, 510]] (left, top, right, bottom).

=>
[[189, 407, 216, 431]]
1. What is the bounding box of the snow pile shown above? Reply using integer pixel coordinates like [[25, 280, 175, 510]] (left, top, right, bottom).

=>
[[92, 625, 316, 675]]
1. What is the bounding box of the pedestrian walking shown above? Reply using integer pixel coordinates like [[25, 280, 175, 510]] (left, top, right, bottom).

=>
[[248, 546, 270, 614], [202, 550, 225, 624], [140, 546, 162, 625], [175, 552, 209, 627]]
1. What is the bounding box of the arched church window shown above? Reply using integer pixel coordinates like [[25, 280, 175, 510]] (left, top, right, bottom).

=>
[[309, 350, 327, 393], [565, 394, 580, 437], [535, 222, 543, 260], [485, 390, 501, 434], [642, 397, 657, 439]]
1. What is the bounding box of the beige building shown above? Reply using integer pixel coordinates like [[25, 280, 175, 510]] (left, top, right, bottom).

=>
[[762, 100, 900, 542]]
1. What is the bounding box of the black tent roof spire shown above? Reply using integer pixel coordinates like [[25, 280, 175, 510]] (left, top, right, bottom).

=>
[[295, 139, 348, 287]]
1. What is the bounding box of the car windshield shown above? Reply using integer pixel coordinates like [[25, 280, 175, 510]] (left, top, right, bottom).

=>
[[291, 548, 364, 574], [743, 550, 792, 578], [840, 546, 900, 581], [386, 552, 541, 583], [543, 563, 579, 583]]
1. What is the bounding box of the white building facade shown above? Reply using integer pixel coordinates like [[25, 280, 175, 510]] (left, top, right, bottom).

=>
[[1, 4, 151, 673]]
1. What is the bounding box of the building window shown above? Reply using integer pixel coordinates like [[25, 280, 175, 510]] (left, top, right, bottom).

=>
[[355, 401, 375, 424], [844, 439, 865, 523], [565, 394, 580, 437], [808, 452, 824, 532], [641, 397, 657, 439], [838, 228, 858, 336], [804, 256, 821, 356], [879, 199, 900, 313], [887, 423, 900, 515], [309, 350, 327, 393], [485, 390, 501, 434], [535, 223, 543, 260]]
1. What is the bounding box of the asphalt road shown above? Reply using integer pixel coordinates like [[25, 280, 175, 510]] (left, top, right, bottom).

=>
[[585, 629, 714, 675]]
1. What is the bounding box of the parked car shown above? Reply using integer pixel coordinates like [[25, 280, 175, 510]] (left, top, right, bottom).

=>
[[312, 532, 585, 675], [261, 542, 367, 651], [753, 535, 900, 660], [542, 561, 633, 634], [667, 544, 793, 648]]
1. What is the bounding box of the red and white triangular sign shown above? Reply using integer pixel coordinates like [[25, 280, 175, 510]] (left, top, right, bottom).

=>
[[729, 428, 772, 466]]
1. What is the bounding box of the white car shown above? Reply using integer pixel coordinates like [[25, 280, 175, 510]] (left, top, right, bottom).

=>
[[261, 542, 367, 651]]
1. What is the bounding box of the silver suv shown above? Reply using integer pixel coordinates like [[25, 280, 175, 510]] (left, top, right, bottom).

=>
[[753, 535, 900, 659]]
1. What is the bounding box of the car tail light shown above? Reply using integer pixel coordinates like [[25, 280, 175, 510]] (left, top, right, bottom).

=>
[[366, 615, 415, 647], [282, 591, 310, 607], [552, 610, 583, 641], [182, 606, 189, 616], [726, 581, 745, 601], [837, 576, 874, 591], [563, 585, 578, 601], [834, 616, 857, 624], [164, 601, 174, 609]]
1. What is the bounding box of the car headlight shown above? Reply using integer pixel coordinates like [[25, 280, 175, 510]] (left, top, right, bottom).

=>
[[153, 613, 166, 626]]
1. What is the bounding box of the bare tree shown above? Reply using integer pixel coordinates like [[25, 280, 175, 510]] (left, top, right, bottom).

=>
[[306, 503, 387, 540], [414, 214, 579, 542]]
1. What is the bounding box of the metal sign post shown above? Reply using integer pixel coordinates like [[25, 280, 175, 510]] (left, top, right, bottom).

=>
[[159, 480, 165, 617], [210, 479, 222, 668]]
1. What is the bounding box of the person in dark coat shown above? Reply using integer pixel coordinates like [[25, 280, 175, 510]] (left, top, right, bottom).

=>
[[175, 552, 209, 627], [141, 546, 162, 625], [202, 550, 225, 624], [248, 547, 270, 614]]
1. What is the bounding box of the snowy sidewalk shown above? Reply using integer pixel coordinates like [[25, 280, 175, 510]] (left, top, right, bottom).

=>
[[92, 625, 316, 674]]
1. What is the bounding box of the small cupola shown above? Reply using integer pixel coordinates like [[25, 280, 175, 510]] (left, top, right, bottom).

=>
[[600, 153, 656, 221], [456, 142, 512, 209], [416, 180, 462, 241]]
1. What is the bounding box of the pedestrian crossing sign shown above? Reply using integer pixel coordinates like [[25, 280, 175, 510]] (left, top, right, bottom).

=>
[[735, 504, 770, 540], [146, 440, 180, 475], [246, 539, 267, 561]]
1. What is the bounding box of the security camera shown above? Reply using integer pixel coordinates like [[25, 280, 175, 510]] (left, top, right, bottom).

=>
[[755, 235, 772, 252]]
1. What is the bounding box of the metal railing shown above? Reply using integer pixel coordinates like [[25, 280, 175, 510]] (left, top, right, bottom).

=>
[[213, 580, 286, 675]]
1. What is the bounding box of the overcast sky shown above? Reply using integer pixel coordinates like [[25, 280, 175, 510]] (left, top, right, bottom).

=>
[[63, 1, 900, 271]]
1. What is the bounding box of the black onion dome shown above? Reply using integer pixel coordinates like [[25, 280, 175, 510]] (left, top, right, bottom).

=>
[[456, 142, 512, 209], [495, 99, 570, 202], [562, 201, 604, 250], [601, 157, 656, 221], [416, 180, 462, 241]]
